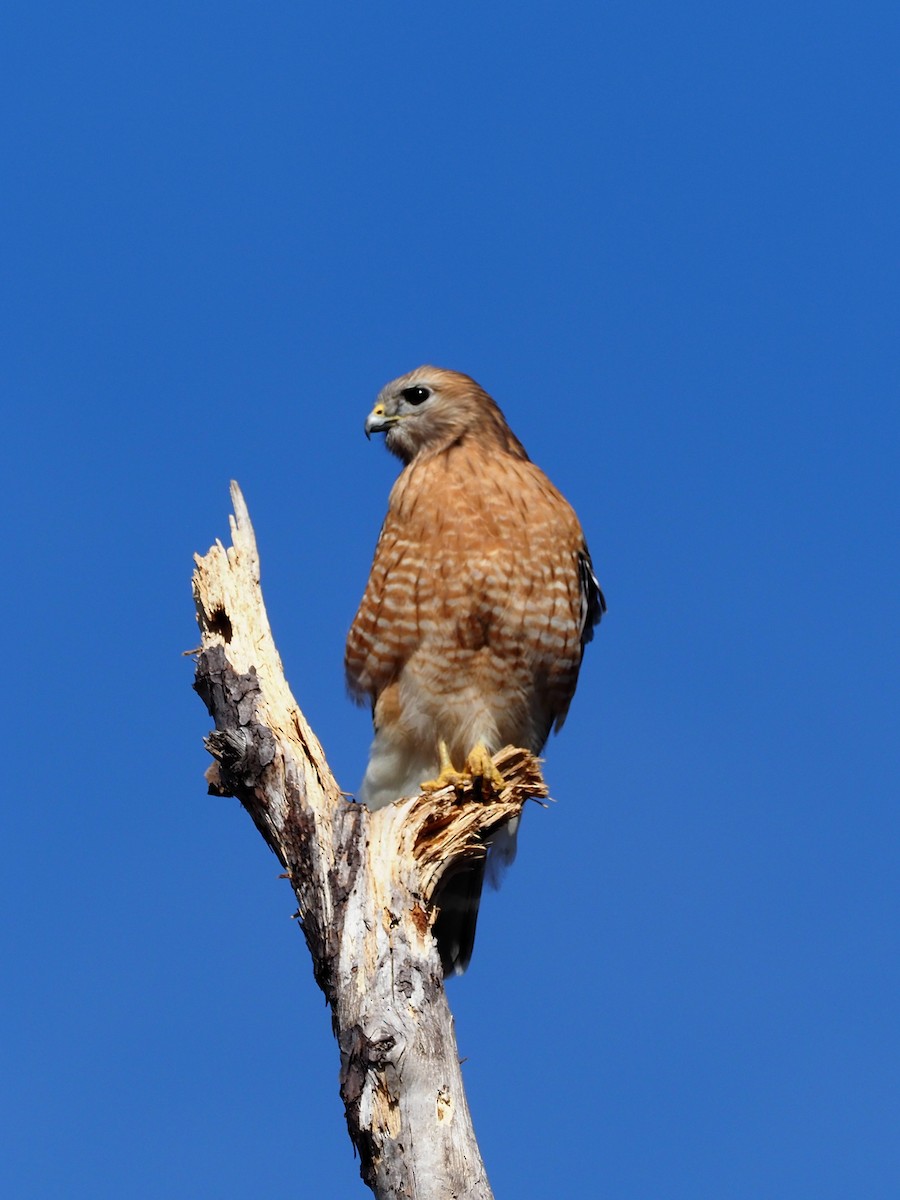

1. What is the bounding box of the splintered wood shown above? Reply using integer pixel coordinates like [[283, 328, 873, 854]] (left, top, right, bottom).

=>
[[402, 746, 548, 905]]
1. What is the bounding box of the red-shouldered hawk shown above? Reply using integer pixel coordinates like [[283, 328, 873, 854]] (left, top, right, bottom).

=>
[[346, 367, 605, 974]]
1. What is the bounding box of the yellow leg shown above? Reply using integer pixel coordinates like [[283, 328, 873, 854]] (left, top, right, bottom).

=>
[[421, 740, 506, 795], [464, 742, 506, 792], [421, 740, 466, 792]]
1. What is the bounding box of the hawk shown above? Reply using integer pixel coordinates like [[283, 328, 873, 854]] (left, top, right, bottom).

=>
[[345, 367, 605, 974]]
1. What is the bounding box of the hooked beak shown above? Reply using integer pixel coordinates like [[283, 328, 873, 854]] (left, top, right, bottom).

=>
[[364, 403, 397, 440]]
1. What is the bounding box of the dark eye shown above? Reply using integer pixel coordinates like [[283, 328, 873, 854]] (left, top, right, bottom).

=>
[[400, 385, 431, 405]]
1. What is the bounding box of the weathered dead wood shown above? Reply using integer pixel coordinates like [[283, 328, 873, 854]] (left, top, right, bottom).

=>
[[191, 482, 548, 1200]]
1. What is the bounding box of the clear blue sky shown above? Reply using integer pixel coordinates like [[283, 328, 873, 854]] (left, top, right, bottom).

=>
[[3, 3, 898, 1197]]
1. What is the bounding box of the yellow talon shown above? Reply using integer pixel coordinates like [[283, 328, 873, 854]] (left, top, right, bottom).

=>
[[421, 740, 466, 792], [465, 742, 506, 792], [420, 740, 505, 795]]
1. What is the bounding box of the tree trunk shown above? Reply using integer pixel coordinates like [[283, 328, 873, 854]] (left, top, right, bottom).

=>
[[191, 482, 547, 1199]]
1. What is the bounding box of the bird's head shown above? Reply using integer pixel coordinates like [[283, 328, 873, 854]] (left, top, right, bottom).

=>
[[364, 366, 527, 464]]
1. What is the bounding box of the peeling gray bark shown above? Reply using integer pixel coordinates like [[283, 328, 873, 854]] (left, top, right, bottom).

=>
[[191, 483, 547, 1199]]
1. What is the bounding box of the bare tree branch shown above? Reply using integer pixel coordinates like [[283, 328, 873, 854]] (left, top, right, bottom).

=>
[[191, 482, 548, 1199]]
